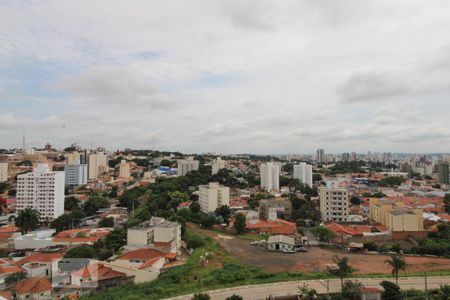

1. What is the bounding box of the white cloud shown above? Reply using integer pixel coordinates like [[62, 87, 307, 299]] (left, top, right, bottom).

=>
[[1, 1, 450, 153]]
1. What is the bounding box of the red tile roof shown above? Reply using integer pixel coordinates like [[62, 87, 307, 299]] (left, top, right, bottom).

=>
[[72, 263, 126, 280], [117, 248, 164, 261], [0, 266, 23, 275], [246, 219, 296, 235], [138, 257, 162, 269], [16, 252, 64, 266], [15, 277, 52, 295]]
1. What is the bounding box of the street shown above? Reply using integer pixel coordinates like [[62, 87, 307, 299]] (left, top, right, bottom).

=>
[[167, 276, 450, 300]]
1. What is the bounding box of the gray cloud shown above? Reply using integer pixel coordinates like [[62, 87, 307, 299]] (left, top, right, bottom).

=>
[[338, 72, 409, 103]]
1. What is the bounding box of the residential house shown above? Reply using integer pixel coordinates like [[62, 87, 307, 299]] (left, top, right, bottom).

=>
[[267, 235, 295, 252], [71, 263, 132, 292], [13, 277, 52, 300]]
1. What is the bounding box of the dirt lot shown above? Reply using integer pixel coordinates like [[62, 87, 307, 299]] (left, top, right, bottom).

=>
[[193, 227, 450, 275]]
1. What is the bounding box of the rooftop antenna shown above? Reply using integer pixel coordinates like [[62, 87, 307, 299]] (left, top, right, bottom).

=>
[[152, 137, 155, 151]]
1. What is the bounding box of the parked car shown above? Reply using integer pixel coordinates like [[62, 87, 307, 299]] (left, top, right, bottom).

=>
[[250, 241, 259, 246], [295, 246, 307, 252], [282, 249, 296, 254]]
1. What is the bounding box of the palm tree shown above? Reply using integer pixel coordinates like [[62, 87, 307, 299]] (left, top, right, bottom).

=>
[[328, 256, 355, 289], [298, 283, 318, 299], [341, 280, 364, 300], [15, 208, 40, 234], [385, 255, 407, 285], [437, 284, 450, 300]]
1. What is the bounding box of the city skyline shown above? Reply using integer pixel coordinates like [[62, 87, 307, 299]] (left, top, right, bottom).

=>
[[2, 1, 450, 153]]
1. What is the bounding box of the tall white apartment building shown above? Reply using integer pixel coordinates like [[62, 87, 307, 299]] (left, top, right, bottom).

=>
[[88, 152, 108, 180], [316, 149, 325, 163], [198, 182, 230, 213], [319, 187, 349, 222], [64, 164, 88, 186], [119, 160, 131, 178], [177, 157, 199, 176], [293, 162, 313, 188], [211, 157, 225, 175], [260, 162, 281, 192], [0, 162, 8, 182], [16, 164, 65, 221]]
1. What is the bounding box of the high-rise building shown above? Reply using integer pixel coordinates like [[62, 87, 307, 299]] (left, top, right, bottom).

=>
[[198, 182, 230, 213], [16, 164, 65, 221], [260, 162, 281, 192], [0, 162, 8, 183], [119, 160, 131, 178], [211, 157, 225, 175], [293, 162, 313, 188], [438, 161, 450, 184], [88, 152, 108, 180], [341, 153, 350, 162], [64, 164, 88, 186], [319, 187, 349, 222], [66, 152, 80, 165], [177, 157, 199, 176], [316, 149, 325, 163]]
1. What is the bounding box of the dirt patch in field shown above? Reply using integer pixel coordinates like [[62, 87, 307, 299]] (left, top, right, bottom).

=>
[[191, 225, 450, 275]]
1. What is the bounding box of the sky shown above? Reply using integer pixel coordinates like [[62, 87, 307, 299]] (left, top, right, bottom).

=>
[[1, 0, 450, 154]]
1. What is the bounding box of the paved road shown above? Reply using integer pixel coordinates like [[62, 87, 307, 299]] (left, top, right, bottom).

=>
[[168, 276, 450, 300]]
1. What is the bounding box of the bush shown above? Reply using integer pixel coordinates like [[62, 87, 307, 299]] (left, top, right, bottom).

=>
[[183, 232, 206, 249]]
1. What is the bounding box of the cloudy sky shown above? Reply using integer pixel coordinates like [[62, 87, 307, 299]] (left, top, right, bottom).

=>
[[1, 0, 450, 154]]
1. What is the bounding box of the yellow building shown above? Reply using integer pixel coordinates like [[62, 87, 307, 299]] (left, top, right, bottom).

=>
[[369, 198, 423, 231], [119, 160, 131, 179]]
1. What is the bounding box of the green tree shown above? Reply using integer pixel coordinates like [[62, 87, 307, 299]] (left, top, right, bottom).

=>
[[328, 256, 355, 289], [98, 217, 114, 228], [341, 280, 363, 300], [64, 196, 79, 211], [51, 213, 76, 232], [5, 272, 26, 285], [201, 214, 217, 228], [380, 281, 402, 300], [83, 194, 110, 216], [438, 284, 450, 300], [310, 226, 334, 242], [385, 255, 407, 284], [64, 244, 97, 258], [183, 231, 206, 249], [190, 201, 201, 213], [313, 173, 322, 182], [103, 228, 126, 252], [444, 194, 450, 214], [298, 283, 318, 300], [15, 207, 40, 234], [215, 205, 231, 225], [234, 213, 246, 234], [191, 294, 210, 300], [225, 295, 243, 300], [350, 196, 361, 205]]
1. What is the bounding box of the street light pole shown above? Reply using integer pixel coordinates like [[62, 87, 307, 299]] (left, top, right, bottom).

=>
[[317, 280, 330, 300], [424, 272, 429, 300]]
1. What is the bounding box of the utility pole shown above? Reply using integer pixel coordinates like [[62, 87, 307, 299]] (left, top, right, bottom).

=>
[[317, 280, 330, 300], [424, 272, 429, 300]]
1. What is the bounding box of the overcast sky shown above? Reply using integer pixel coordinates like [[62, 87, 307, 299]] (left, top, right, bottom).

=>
[[1, 1, 450, 154]]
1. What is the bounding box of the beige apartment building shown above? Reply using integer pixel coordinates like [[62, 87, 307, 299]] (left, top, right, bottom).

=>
[[119, 160, 131, 178], [88, 152, 108, 179], [198, 182, 230, 213], [319, 187, 349, 222], [127, 217, 181, 254], [369, 198, 424, 231], [0, 162, 8, 182]]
